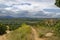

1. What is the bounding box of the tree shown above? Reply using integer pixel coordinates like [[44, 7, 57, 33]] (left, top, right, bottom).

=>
[[55, 0, 60, 7], [0, 25, 7, 35]]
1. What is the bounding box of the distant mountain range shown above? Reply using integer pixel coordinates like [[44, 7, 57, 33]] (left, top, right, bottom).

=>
[[0, 16, 13, 18]]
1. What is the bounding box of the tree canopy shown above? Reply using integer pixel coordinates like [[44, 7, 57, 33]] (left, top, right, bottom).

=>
[[55, 0, 60, 7]]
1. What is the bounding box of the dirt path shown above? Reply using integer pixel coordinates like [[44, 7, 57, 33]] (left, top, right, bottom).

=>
[[31, 27, 45, 40], [0, 34, 7, 40], [0, 30, 10, 40], [0, 27, 45, 40]]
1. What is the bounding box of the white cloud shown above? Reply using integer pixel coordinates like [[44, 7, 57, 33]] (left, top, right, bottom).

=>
[[3, 1, 53, 12], [0, 0, 55, 11], [0, 0, 60, 18]]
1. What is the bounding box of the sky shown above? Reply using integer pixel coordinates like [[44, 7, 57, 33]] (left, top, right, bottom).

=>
[[0, 0, 60, 18]]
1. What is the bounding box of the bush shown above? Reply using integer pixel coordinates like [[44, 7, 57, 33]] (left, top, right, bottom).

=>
[[39, 33, 45, 38], [54, 23, 60, 37], [0, 25, 7, 35], [7, 23, 32, 40], [9, 24, 20, 31]]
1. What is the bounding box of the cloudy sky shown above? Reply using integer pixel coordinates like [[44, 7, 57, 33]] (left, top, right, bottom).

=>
[[0, 0, 60, 18]]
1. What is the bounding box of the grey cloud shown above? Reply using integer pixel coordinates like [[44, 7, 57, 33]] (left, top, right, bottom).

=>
[[0, 9, 57, 18], [20, 3, 31, 6], [34, 11, 47, 16], [0, 4, 9, 8], [44, 9, 60, 13]]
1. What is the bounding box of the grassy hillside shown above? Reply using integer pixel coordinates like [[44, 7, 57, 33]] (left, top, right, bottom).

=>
[[0, 18, 60, 40], [32, 19, 60, 40], [6, 23, 34, 40]]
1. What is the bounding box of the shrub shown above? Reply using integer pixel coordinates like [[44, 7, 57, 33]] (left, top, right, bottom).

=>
[[0, 25, 7, 35], [7, 23, 32, 40], [9, 24, 20, 31], [39, 32, 45, 38]]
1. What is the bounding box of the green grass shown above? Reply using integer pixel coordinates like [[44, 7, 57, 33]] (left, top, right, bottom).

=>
[[33, 25, 60, 40], [6, 24, 34, 40]]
